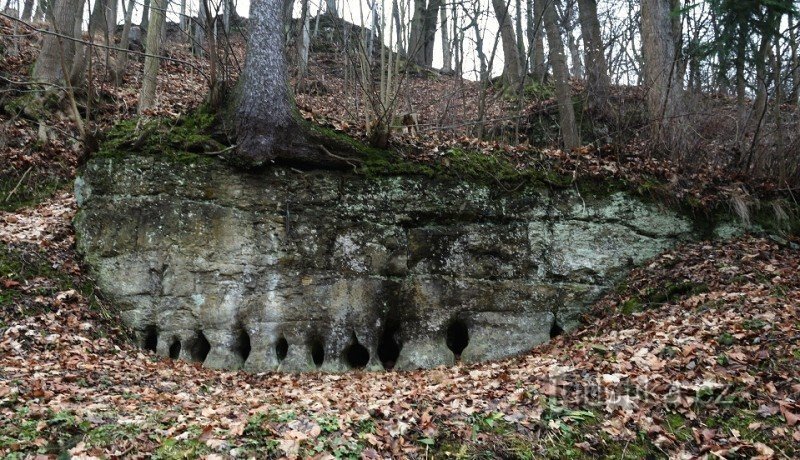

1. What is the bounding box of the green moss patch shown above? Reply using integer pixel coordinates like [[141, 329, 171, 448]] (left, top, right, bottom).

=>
[[96, 108, 226, 162]]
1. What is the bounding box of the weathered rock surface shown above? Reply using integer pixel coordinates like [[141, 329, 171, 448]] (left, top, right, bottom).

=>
[[75, 156, 710, 371]]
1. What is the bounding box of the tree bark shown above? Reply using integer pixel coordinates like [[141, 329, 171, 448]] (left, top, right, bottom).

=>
[[138, 0, 167, 113], [408, 0, 426, 65], [577, 0, 609, 110], [236, 0, 295, 165], [492, 0, 522, 87], [141, 0, 150, 30], [543, 0, 580, 149], [21, 0, 33, 21], [32, 0, 82, 85], [641, 0, 686, 154], [89, 0, 110, 37], [325, 0, 336, 17], [440, 3, 451, 72], [114, 0, 136, 85], [528, 0, 547, 81]]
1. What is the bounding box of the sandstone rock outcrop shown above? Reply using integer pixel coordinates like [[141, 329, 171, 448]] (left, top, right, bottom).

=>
[[75, 155, 715, 371]]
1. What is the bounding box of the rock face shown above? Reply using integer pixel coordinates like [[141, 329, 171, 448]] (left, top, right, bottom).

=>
[[75, 156, 702, 371]]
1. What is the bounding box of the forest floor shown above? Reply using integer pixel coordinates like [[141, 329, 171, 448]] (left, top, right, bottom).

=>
[[1, 178, 799, 459], [1, 18, 799, 459]]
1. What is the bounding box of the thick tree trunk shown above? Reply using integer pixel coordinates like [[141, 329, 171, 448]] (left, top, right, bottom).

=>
[[179, 0, 187, 31], [641, 0, 686, 154], [106, 0, 117, 36], [408, 0, 425, 65], [543, 0, 580, 149], [492, 0, 522, 87], [194, 0, 207, 56], [141, 0, 150, 30], [577, 0, 609, 110], [32, 0, 82, 85], [528, 0, 547, 81], [236, 0, 295, 165], [440, 3, 451, 72], [89, 0, 110, 37], [21, 0, 33, 21], [138, 0, 167, 113], [422, 0, 441, 66], [325, 0, 336, 16]]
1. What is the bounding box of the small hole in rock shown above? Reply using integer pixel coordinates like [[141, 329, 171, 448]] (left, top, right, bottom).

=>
[[311, 339, 325, 367], [377, 322, 402, 369], [237, 328, 252, 362], [550, 321, 564, 339], [446, 320, 469, 358], [344, 333, 370, 369], [169, 339, 181, 359], [142, 325, 158, 352], [188, 331, 211, 363], [275, 336, 288, 362]]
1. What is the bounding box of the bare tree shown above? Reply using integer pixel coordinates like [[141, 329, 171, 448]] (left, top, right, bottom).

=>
[[578, 0, 610, 110], [528, 0, 547, 81], [32, 0, 83, 85], [492, 0, 522, 86], [543, 0, 580, 149], [440, 2, 451, 72], [236, 0, 295, 164], [641, 0, 686, 153], [138, 0, 168, 113]]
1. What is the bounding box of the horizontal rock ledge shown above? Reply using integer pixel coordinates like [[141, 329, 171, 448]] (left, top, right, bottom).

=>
[[74, 156, 741, 371]]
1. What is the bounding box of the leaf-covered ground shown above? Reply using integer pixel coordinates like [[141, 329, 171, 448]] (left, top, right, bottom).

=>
[[1, 192, 798, 459]]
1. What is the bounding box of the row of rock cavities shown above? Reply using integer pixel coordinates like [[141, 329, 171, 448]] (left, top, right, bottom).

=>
[[137, 319, 484, 371]]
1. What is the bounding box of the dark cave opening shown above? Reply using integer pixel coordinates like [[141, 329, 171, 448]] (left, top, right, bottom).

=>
[[188, 331, 211, 363], [168, 338, 181, 359], [377, 322, 402, 370], [275, 336, 289, 362], [142, 325, 158, 352], [446, 320, 469, 358], [311, 339, 325, 367], [236, 328, 252, 363], [344, 333, 370, 369], [550, 321, 564, 339]]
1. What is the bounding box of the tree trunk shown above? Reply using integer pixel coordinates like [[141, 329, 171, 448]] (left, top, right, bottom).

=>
[[194, 0, 207, 56], [236, 0, 295, 165], [492, 0, 522, 87], [514, 0, 525, 64], [296, 0, 310, 79], [528, 0, 547, 81], [789, 15, 799, 104], [179, 0, 187, 31], [577, 0, 609, 110], [89, 0, 110, 37], [421, 0, 441, 66], [392, 0, 405, 56], [114, 0, 136, 85], [543, 0, 580, 149], [33, 0, 82, 85], [325, 0, 336, 16], [138, 0, 167, 113], [21, 0, 33, 21], [408, 0, 426, 65], [107, 0, 117, 36], [440, 3, 451, 72], [141, 0, 150, 30], [641, 0, 686, 154]]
